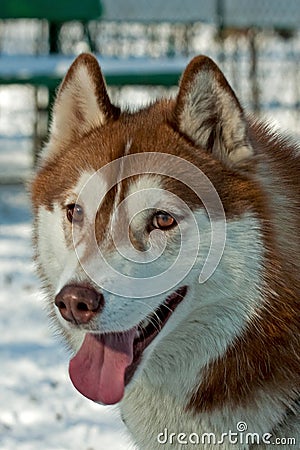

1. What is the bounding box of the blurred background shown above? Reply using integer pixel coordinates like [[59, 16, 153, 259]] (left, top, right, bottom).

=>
[[1, 1, 300, 449]]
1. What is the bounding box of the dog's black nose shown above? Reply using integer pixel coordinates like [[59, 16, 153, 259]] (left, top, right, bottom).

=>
[[54, 285, 104, 325]]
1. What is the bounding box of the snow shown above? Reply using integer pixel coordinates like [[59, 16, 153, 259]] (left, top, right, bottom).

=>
[[0, 190, 133, 449]]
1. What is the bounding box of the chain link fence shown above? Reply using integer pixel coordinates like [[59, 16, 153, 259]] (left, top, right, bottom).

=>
[[1, 0, 300, 181]]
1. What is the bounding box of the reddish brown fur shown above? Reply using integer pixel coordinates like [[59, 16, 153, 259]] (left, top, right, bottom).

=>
[[187, 122, 300, 414], [31, 54, 300, 421]]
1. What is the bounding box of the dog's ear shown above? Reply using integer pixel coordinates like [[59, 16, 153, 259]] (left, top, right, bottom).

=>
[[175, 56, 253, 166], [43, 53, 119, 160]]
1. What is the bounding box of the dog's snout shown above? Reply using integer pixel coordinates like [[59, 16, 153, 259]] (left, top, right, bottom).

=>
[[54, 285, 104, 325]]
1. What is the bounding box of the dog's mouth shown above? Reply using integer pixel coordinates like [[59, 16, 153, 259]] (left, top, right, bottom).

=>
[[69, 286, 187, 405]]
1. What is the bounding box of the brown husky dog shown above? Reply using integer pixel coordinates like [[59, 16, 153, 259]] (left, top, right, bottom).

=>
[[31, 54, 299, 449]]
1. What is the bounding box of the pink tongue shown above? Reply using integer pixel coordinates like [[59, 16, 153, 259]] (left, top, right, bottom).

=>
[[69, 330, 136, 405]]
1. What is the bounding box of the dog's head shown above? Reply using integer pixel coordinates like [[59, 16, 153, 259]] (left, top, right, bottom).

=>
[[31, 54, 261, 405]]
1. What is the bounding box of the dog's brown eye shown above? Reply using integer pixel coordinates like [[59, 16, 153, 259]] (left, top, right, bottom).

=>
[[66, 204, 84, 224], [153, 211, 176, 230]]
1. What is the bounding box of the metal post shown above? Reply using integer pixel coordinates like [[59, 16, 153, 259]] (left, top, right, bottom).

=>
[[216, 0, 225, 64], [249, 28, 260, 113]]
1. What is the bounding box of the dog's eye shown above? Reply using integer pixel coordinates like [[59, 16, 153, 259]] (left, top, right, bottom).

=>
[[66, 204, 84, 224], [152, 211, 177, 230]]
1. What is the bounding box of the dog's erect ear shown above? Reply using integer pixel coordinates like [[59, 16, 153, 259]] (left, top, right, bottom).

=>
[[175, 56, 253, 166], [44, 53, 119, 159]]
